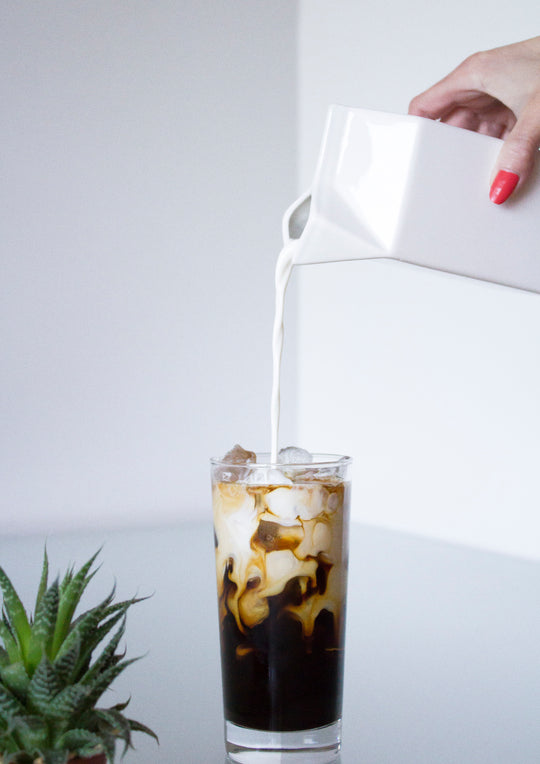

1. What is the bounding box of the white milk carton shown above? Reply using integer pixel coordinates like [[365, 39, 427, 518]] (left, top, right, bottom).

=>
[[284, 106, 540, 293]]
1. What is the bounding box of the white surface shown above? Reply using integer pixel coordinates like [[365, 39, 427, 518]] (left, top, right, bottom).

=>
[[1, 521, 539, 763], [0, 1, 297, 534], [295, 0, 540, 558]]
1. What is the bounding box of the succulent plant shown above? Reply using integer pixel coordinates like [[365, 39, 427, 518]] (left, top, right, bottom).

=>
[[0, 548, 157, 764]]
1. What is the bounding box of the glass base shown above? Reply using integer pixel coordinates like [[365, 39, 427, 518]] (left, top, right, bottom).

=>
[[225, 719, 342, 763]]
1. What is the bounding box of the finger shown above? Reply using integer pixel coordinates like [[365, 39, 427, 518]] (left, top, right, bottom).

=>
[[409, 84, 469, 121], [490, 96, 540, 203], [479, 105, 516, 139], [442, 102, 515, 137], [408, 56, 486, 120], [477, 120, 507, 139], [440, 107, 481, 132]]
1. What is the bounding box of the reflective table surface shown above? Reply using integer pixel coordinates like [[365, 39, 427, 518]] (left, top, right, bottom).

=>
[[1, 521, 539, 763]]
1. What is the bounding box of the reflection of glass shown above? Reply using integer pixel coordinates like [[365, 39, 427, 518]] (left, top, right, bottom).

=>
[[211, 454, 352, 763]]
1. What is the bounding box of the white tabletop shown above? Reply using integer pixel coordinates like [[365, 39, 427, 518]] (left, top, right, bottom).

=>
[[1, 521, 539, 763]]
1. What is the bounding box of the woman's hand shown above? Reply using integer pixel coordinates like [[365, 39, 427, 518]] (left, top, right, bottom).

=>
[[409, 36, 540, 204]]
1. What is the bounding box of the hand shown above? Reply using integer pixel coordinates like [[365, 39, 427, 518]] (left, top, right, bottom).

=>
[[409, 36, 540, 204]]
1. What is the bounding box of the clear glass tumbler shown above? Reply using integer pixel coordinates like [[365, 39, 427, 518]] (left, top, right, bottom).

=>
[[211, 453, 352, 763]]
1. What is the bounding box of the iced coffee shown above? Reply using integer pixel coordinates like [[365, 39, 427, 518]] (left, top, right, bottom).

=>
[[211, 445, 351, 762]]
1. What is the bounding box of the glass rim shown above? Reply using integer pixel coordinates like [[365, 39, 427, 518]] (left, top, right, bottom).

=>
[[210, 452, 352, 469]]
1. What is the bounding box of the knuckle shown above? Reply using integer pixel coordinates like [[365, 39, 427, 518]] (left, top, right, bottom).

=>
[[408, 95, 424, 115], [509, 131, 539, 155], [461, 50, 485, 70], [459, 50, 493, 87], [499, 133, 538, 176]]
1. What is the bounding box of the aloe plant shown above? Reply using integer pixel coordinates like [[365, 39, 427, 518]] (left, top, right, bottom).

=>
[[0, 548, 157, 764]]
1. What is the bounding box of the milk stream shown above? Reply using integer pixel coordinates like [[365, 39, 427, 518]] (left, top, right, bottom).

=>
[[270, 241, 297, 463]]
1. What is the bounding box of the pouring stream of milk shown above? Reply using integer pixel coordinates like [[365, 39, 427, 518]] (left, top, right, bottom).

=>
[[270, 242, 297, 463]]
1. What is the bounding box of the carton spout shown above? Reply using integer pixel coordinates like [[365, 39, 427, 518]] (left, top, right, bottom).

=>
[[282, 189, 384, 266], [283, 191, 312, 242]]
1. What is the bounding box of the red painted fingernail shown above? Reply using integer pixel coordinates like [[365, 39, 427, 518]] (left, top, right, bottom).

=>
[[489, 170, 519, 204]]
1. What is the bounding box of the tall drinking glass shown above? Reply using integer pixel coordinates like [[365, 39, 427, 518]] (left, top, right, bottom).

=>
[[211, 453, 351, 763]]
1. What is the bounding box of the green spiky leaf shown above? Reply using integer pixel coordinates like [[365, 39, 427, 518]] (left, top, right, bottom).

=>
[[92, 707, 132, 754], [11, 714, 48, 752], [56, 727, 104, 754], [51, 550, 102, 659], [34, 548, 49, 615], [0, 662, 29, 702], [26, 657, 63, 715], [1, 612, 15, 642], [127, 717, 159, 744], [102, 594, 150, 622], [82, 656, 140, 710], [26, 579, 59, 673], [79, 617, 126, 689], [0, 646, 10, 668], [0, 620, 20, 666], [58, 566, 74, 599], [53, 590, 115, 678], [46, 684, 91, 722], [53, 610, 99, 669], [70, 594, 122, 678], [0, 569, 31, 663], [0, 683, 25, 721], [52, 630, 81, 687]]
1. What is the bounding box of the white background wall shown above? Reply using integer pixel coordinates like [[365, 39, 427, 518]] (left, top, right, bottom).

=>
[[2, 2, 539, 558], [294, 0, 540, 559], [0, 1, 297, 534]]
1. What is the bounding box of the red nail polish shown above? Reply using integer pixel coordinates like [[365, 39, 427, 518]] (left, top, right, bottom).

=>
[[489, 170, 519, 204]]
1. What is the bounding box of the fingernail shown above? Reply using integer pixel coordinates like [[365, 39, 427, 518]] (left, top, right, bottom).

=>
[[489, 170, 519, 204]]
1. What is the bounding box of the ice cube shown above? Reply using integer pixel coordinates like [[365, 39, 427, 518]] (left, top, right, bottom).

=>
[[261, 550, 318, 598], [245, 467, 292, 486], [223, 444, 257, 464], [254, 519, 303, 552], [266, 484, 329, 523], [277, 446, 313, 465], [215, 444, 257, 482]]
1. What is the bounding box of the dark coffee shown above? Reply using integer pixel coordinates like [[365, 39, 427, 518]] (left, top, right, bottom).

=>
[[219, 573, 345, 731]]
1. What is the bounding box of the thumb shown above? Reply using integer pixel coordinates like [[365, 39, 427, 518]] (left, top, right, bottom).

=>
[[489, 96, 540, 204]]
